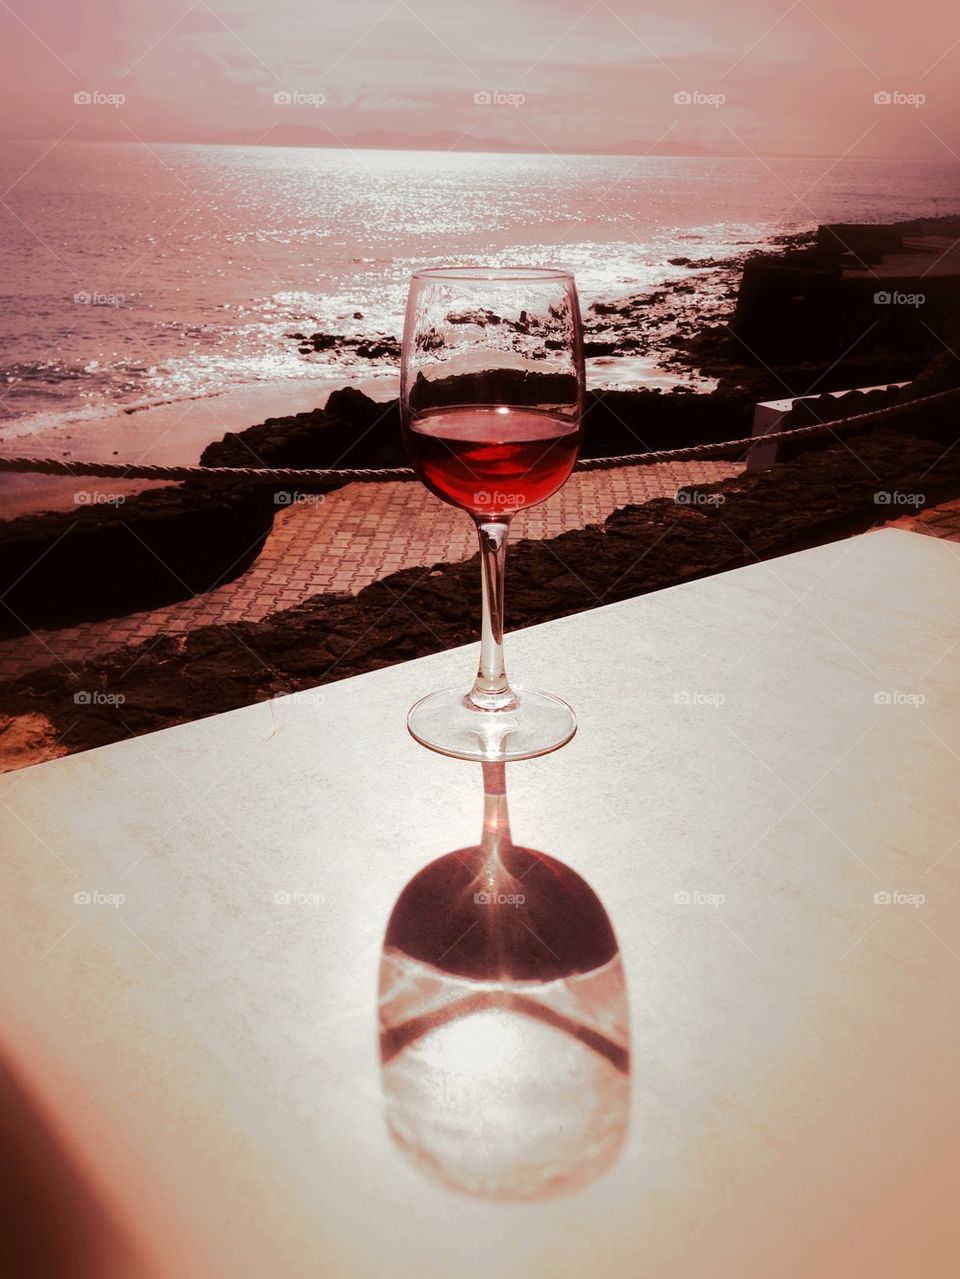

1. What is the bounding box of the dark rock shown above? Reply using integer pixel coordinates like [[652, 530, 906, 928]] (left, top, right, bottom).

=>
[[201, 383, 753, 475], [816, 223, 906, 263], [731, 216, 960, 367], [446, 309, 503, 326], [583, 339, 620, 357], [0, 482, 275, 636], [898, 350, 960, 402], [200, 387, 406, 472], [355, 338, 401, 360]]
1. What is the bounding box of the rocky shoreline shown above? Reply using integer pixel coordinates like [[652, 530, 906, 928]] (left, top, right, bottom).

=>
[[1, 216, 959, 640], [278, 242, 759, 378], [274, 216, 960, 400], [689, 215, 960, 395]]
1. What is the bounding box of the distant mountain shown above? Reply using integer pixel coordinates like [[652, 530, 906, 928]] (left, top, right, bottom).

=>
[[235, 123, 715, 156], [603, 138, 712, 157], [239, 123, 532, 151]]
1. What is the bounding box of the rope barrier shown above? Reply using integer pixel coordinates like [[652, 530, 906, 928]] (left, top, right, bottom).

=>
[[0, 386, 957, 486]]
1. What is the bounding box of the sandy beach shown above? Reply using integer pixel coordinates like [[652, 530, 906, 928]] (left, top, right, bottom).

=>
[[0, 372, 399, 518], [0, 354, 704, 518]]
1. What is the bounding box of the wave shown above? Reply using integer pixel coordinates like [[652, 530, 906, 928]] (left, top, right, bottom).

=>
[[0, 371, 376, 443], [0, 226, 783, 443]]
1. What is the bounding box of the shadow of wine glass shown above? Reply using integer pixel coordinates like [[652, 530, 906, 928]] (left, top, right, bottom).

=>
[[379, 762, 630, 1202]]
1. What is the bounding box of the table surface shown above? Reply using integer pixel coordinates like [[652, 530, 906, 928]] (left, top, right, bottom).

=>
[[3, 528, 960, 1279]]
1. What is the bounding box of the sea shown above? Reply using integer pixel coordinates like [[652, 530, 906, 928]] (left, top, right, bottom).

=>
[[1, 141, 957, 435]]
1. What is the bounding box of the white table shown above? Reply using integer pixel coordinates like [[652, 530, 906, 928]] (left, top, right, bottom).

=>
[[2, 529, 960, 1278]]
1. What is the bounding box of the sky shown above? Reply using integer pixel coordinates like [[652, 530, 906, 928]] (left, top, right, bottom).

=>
[[0, 0, 958, 159]]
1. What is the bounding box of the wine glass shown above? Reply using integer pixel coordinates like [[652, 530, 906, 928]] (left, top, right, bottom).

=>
[[401, 266, 585, 762]]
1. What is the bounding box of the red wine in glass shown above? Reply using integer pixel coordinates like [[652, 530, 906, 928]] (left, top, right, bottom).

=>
[[406, 406, 580, 517], [401, 265, 585, 762]]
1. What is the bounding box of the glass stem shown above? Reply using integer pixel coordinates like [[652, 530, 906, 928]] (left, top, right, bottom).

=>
[[479, 761, 512, 860], [467, 519, 518, 712]]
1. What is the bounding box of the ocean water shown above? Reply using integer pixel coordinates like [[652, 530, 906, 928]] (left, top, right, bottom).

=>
[[0, 141, 957, 432]]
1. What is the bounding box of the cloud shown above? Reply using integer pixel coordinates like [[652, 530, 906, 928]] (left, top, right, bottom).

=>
[[0, 0, 956, 156]]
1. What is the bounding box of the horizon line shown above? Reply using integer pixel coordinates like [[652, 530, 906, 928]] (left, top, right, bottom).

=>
[[0, 134, 945, 165]]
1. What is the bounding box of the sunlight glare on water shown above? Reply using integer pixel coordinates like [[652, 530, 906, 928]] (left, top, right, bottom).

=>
[[0, 141, 956, 427]]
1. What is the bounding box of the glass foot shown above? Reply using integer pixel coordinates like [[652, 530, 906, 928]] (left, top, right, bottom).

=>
[[407, 686, 576, 762]]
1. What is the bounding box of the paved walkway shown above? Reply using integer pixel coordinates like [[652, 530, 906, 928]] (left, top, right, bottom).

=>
[[882, 496, 960, 540], [0, 461, 743, 682]]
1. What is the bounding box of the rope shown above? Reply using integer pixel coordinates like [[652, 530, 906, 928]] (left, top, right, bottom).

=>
[[1, 386, 956, 485]]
